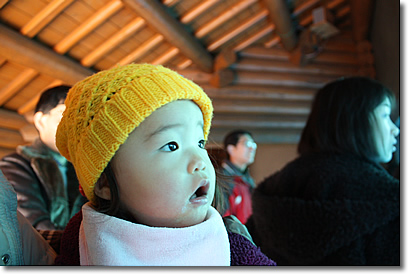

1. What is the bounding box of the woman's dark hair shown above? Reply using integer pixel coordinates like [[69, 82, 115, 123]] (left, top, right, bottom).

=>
[[298, 77, 396, 161], [223, 129, 253, 160]]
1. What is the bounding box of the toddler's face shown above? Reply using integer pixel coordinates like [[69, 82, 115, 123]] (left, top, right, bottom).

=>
[[111, 100, 216, 228]]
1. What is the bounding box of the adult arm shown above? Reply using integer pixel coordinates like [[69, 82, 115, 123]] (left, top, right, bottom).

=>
[[0, 153, 56, 230]]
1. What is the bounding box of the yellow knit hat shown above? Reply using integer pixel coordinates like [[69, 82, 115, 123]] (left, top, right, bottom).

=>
[[56, 63, 213, 203]]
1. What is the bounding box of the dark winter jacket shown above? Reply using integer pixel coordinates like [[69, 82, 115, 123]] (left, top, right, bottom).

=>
[[0, 138, 86, 230], [55, 210, 276, 266], [246, 152, 400, 265]]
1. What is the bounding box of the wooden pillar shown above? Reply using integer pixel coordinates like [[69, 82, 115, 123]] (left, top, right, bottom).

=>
[[263, 0, 297, 51]]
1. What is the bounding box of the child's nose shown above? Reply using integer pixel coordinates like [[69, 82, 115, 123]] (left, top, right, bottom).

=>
[[188, 155, 206, 174]]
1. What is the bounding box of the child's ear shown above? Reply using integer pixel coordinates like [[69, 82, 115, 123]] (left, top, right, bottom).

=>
[[94, 174, 111, 200]]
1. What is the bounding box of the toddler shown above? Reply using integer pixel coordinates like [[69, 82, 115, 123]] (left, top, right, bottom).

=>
[[54, 64, 276, 266]]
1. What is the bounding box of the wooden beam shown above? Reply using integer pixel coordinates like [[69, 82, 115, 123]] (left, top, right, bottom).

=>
[[201, 85, 315, 101], [299, 0, 346, 28], [54, 0, 124, 54], [173, 68, 212, 84], [234, 57, 359, 77], [240, 46, 360, 66], [233, 70, 330, 89], [210, 69, 235, 88], [81, 17, 146, 67], [18, 80, 63, 115], [264, 35, 280, 48], [0, 0, 8, 9], [195, 0, 257, 38], [180, 0, 219, 24], [214, 49, 238, 71], [0, 108, 30, 131], [207, 9, 269, 52], [177, 59, 193, 70], [349, 0, 374, 42], [0, 128, 26, 149], [116, 34, 164, 66], [123, 0, 213, 72], [0, 24, 94, 85], [150, 47, 180, 65], [327, 0, 346, 9], [208, 129, 302, 144], [0, 147, 15, 159], [0, 56, 6, 67], [162, 0, 179, 6], [19, 124, 38, 143], [211, 119, 306, 129], [233, 24, 275, 52], [212, 103, 310, 115], [0, 68, 38, 106], [20, 0, 75, 38], [293, 0, 320, 17], [262, 0, 297, 51]]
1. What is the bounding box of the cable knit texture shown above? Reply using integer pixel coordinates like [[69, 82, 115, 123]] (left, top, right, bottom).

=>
[[56, 64, 213, 203]]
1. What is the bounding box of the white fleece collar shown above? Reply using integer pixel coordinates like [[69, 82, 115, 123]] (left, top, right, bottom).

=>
[[79, 203, 230, 266]]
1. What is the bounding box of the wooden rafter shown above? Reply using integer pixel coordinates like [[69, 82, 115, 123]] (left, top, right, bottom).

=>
[[264, 35, 280, 48], [0, 24, 94, 85], [54, 0, 124, 54], [162, 0, 179, 6], [18, 80, 63, 115], [0, 108, 30, 131], [211, 120, 306, 130], [116, 34, 164, 66], [207, 9, 269, 52], [234, 57, 358, 77], [299, 0, 348, 27], [123, 0, 213, 72], [293, 0, 320, 17], [350, 0, 374, 42], [0, 128, 26, 149], [0, 56, 7, 67], [151, 47, 180, 65], [0, 0, 8, 9], [81, 17, 146, 67], [327, 0, 346, 10], [263, 0, 297, 51], [0, 68, 38, 106], [20, 0, 75, 38], [195, 0, 257, 39], [241, 46, 360, 65], [233, 24, 275, 52], [177, 59, 193, 70], [180, 0, 219, 24]]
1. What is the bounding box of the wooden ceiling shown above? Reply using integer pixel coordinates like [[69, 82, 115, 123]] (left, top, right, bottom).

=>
[[0, 0, 377, 157]]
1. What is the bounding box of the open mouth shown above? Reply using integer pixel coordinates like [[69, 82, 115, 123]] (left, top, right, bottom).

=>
[[190, 180, 210, 201]]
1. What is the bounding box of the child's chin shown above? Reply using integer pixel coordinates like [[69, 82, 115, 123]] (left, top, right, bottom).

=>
[[185, 211, 210, 227]]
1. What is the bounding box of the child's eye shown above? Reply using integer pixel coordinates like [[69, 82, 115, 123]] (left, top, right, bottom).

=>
[[198, 139, 206, 149], [161, 141, 179, 152]]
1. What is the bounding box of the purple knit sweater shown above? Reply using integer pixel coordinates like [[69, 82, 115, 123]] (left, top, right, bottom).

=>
[[55, 211, 276, 266]]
